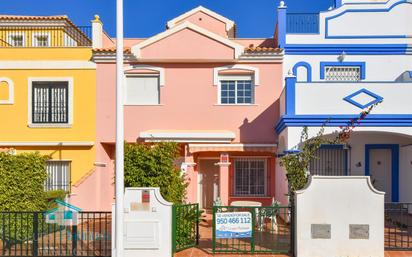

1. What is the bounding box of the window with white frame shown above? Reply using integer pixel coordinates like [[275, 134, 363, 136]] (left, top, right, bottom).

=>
[[33, 33, 50, 47], [324, 66, 361, 81], [125, 75, 160, 105], [32, 81, 69, 124], [219, 75, 254, 104], [45, 161, 71, 191], [234, 158, 266, 196], [8, 33, 24, 47]]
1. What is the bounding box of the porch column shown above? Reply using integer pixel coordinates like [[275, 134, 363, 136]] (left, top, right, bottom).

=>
[[216, 153, 231, 206], [183, 148, 197, 203]]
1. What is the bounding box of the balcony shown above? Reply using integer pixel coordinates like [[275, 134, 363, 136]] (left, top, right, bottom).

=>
[[0, 25, 92, 47], [286, 13, 319, 34]]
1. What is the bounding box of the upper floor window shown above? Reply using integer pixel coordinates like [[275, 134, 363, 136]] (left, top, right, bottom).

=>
[[324, 66, 361, 82], [8, 33, 24, 47], [125, 76, 160, 105], [219, 76, 254, 105], [32, 81, 69, 124], [234, 158, 266, 196], [45, 160, 71, 191], [33, 33, 50, 47]]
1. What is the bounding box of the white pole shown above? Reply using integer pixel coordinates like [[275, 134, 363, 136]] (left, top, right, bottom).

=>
[[115, 0, 124, 256]]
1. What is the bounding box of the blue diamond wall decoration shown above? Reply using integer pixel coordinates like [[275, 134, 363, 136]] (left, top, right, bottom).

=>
[[343, 88, 383, 109]]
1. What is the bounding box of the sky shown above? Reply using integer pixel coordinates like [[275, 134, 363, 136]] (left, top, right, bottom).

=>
[[0, 0, 332, 38]]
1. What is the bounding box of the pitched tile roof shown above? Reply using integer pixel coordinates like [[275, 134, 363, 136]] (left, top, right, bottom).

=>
[[244, 44, 282, 53], [93, 47, 132, 53]]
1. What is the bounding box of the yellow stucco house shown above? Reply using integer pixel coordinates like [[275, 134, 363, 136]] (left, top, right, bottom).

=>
[[0, 15, 101, 210]]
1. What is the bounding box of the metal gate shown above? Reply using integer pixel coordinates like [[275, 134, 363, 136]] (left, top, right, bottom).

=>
[[172, 203, 199, 253], [385, 203, 412, 250], [0, 211, 111, 256], [212, 205, 293, 254]]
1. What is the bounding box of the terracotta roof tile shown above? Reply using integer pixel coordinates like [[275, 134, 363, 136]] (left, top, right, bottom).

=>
[[244, 44, 281, 53], [0, 15, 68, 20], [93, 47, 132, 53]]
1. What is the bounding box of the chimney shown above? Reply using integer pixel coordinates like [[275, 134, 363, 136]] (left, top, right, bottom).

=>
[[277, 1, 287, 48], [334, 0, 343, 8], [91, 15, 103, 49]]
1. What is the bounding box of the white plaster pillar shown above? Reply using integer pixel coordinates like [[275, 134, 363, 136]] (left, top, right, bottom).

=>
[[216, 153, 231, 206], [91, 15, 103, 49]]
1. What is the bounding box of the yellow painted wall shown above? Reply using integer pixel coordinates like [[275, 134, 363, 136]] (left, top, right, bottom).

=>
[[14, 146, 95, 186], [0, 48, 96, 186], [0, 69, 95, 142], [0, 48, 92, 60]]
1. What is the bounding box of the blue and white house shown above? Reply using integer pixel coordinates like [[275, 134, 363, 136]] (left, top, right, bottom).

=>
[[275, 0, 412, 204]]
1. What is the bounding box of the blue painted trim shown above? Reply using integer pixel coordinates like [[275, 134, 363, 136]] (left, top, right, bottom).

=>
[[343, 88, 383, 109], [277, 7, 287, 48], [275, 114, 412, 134], [320, 62, 366, 80], [334, 0, 342, 8], [285, 76, 296, 115], [285, 44, 409, 55], [325, 0, 411, 39], [296, 80, 412, 84], [365, 144, 399, 202], [408, 71, 412, 78], [292, 62, 312, 82]]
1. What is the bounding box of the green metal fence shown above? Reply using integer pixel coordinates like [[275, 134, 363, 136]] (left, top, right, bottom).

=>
[[172, 203, 199, 253], [212, 205, 292, 254], [0, 211, 111, 256]]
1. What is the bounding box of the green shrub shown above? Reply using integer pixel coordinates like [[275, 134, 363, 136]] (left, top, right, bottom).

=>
[[0, 152, 48, 211], [0, 152, 49, 247], [45, 190, 67, 209], [124, 142, 187, 204]]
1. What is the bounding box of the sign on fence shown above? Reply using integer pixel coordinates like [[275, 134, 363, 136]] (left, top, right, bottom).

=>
[[215, 212, 252, 238]]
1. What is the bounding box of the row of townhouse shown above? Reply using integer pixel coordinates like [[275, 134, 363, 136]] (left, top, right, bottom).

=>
[[0, 0, 411, 211]]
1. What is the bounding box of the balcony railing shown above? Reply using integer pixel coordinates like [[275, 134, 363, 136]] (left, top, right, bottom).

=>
[[286, 13, 319, 34], [0, 25, 92, 47]]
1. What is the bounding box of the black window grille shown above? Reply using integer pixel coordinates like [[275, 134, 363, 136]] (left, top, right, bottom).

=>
[[32, 81, 69, 124], [45, 160, 71, 191], [309, 146, 348, 176]]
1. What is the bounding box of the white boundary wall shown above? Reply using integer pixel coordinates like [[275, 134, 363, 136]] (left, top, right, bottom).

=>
[[295, 176, 384, 257], [112, 187, 173, 257]]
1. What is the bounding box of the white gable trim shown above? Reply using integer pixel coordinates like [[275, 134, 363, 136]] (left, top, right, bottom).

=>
[[124, 65, 165, 86], [131, 21, 243, 59], [213, 65, 260, 86], [166, 6, 235, 32]]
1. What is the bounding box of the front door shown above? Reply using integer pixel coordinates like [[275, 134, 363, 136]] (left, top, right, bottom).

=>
[[198, 159, 220, 210], [369, 149, 392, 202]]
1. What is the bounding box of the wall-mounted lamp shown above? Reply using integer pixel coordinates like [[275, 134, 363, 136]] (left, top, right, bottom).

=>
[[338, 51, 346, 62], [355, 162, 362, 168]]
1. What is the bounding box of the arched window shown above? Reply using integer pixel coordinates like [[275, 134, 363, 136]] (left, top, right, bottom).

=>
[[292, 62, 312, 82], [0, 78, 14, 104]]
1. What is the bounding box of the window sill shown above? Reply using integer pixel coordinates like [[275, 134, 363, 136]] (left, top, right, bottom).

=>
[[214, 104, 258, 106], [28, 123, 72, 128], [124, 104, 164, 106]]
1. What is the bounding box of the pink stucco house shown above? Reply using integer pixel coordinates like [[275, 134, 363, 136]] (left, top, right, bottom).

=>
[[92, 6, 283, 210]]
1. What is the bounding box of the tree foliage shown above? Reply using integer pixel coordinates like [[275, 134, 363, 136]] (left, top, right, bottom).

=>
[[124, 142, 187, 204]]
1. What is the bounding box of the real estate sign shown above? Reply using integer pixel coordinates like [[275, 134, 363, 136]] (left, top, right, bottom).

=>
[[215, 212, 252, 238]]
